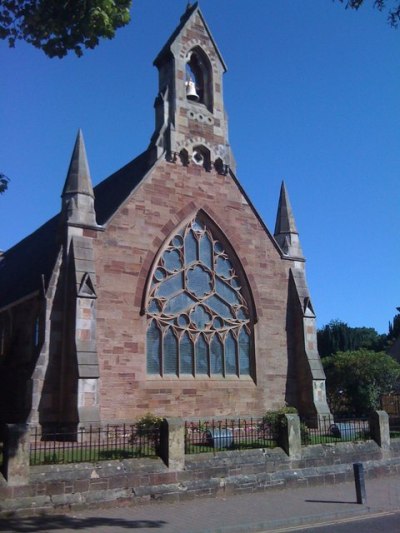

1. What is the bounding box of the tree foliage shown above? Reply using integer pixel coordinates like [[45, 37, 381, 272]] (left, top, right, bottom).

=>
[[0, 174, 9, 194], [317, 320, 386, 357], [388, 312, 400, 343], [323, 349, 400, 416], [0, 1, 132, 58], [338, 0, 400, 27]]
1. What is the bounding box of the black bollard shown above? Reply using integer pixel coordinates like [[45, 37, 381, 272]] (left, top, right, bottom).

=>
[[353, 462, 367, 504]]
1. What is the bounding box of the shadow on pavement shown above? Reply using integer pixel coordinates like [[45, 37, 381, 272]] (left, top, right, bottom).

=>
[[0, 515, 167, 532], [305, 499, 358, 505]]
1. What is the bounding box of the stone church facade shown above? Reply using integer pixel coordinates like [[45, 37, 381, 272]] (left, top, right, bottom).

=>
[[0, 4, 330, 430]]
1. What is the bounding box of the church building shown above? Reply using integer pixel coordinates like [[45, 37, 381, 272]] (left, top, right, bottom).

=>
[[0, 3, 330, 430]]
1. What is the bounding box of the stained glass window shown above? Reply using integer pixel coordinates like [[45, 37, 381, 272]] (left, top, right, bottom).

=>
[[146, 215, 254, 378]]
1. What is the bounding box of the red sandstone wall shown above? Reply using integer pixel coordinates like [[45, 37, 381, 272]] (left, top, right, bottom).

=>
[[92, 158, 291, 422]]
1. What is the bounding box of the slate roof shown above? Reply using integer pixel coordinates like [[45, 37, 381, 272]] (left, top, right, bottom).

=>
[[94, 149, 154, 225], [0, 149, 155, 309], [0, 215, 60, 309]]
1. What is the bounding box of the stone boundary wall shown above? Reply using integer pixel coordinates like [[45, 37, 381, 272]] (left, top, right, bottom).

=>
[[1, 440, 400, 516], [1, 412, 398, 516]]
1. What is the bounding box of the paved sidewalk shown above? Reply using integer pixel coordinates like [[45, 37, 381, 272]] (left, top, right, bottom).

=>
[[1, 473, 400, 533]]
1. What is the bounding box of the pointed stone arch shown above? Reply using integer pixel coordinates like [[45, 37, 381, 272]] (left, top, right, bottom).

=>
[[185, 46, 213, 111], [143, 211, 256, 379]]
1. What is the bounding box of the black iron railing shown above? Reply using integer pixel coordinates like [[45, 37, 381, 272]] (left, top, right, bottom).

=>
[[30, 423, 160, 465], [185, 418, 277, 454], [381, 394, 400, 416], [300, 416, 370, 446], [388, 417, 400, 439]]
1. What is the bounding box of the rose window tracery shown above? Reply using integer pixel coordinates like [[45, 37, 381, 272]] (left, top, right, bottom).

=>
[[146, 216, 253, 378]]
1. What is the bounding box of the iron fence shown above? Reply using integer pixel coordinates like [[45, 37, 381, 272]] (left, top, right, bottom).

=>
[[185, 418, 277, 454], [300, 416, 370, 446], [30, 423, 160, 465], [388, 417, 400, 439], [381, 394, 400, 416], [380, 394, 400, 438]]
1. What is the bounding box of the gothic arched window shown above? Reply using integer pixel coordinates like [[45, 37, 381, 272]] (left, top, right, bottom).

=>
[[146, 215, 254, 378]]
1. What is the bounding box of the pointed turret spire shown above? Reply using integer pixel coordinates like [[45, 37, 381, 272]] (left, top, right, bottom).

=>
[[274, 181, 304, 259], [61, 130, 98, 228], [62, 129, 94, 198]]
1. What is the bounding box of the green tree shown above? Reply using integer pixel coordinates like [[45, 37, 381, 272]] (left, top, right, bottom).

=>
[[337, 0, 400, 27], [0, 174, 9, 194], [317, 320, 386, 357], [0, 0, 132, 58], [388, 311, 400, 342], [323, 349, 400, 416]]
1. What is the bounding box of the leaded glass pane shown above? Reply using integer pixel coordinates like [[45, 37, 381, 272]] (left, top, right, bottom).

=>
[[156, 273, 183, 298], [196, 334, 209, 375], [172, 235, 183, 248], [216, 279, 240, 305], [231, 277, 241, 289], [164, 250, 182, 272], [180, 332, 194, 374], [239, 328, 250, 375], [210, 334, 223, 375], [192, 219, 204, 232], [184, 230, 197, 264], [214, 241, 223, 253], [236, 307, 248, 320], [148, 299, 161, 314], [155, 268, 166, 281], [187, 266, 212, 297], [199, 234, 213, 269], [225, 331, 237, 375], [216, 256, 232, 278], [213, 317, 224, 329], [164, 328, 178, 375], [177, 314, 190, 327], [204, 295, 234, 319], [147, 321, 161, 374], [164, 292, 195, 314], [190, 305, 211, 330]]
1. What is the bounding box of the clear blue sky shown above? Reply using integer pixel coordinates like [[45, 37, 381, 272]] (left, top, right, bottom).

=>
[[1, 1, 399, 333]]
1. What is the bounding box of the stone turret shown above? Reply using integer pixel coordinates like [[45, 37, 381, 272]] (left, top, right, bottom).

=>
[[274, 181, 304, 260], [59, 130, 101, 427], [61, 130, 98, 228], [274, 182, 331, 420]]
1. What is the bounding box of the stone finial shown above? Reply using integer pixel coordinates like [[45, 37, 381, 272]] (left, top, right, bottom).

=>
[[61, 130, 98, 228], [274, 181, 304, 259]]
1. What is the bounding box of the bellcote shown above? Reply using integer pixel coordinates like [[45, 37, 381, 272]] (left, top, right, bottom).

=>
[[151, 3, 235, 172]]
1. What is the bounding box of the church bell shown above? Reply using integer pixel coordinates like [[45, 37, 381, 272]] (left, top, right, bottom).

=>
[[185, 79, 199, 101]]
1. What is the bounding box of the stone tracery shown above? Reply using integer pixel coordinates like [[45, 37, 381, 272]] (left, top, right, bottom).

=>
[[146, 215, 253, 378]]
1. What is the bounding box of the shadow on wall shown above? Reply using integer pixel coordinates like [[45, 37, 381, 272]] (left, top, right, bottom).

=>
[[38, 259, 79, 430], [0, 515, 167, 532], [284, 273, 300, 409]]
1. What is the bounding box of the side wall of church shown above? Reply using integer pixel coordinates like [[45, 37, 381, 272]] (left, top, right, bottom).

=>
[[91, 159, 294, 422], [0, 296, 44, 424]]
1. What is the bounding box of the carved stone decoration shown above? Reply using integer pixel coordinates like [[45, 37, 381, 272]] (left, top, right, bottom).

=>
[[78, 273, 97, 298], [179, 149, 190, 166]]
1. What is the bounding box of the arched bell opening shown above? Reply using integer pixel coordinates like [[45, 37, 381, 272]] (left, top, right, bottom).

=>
[[185, 47, 213, 112]]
